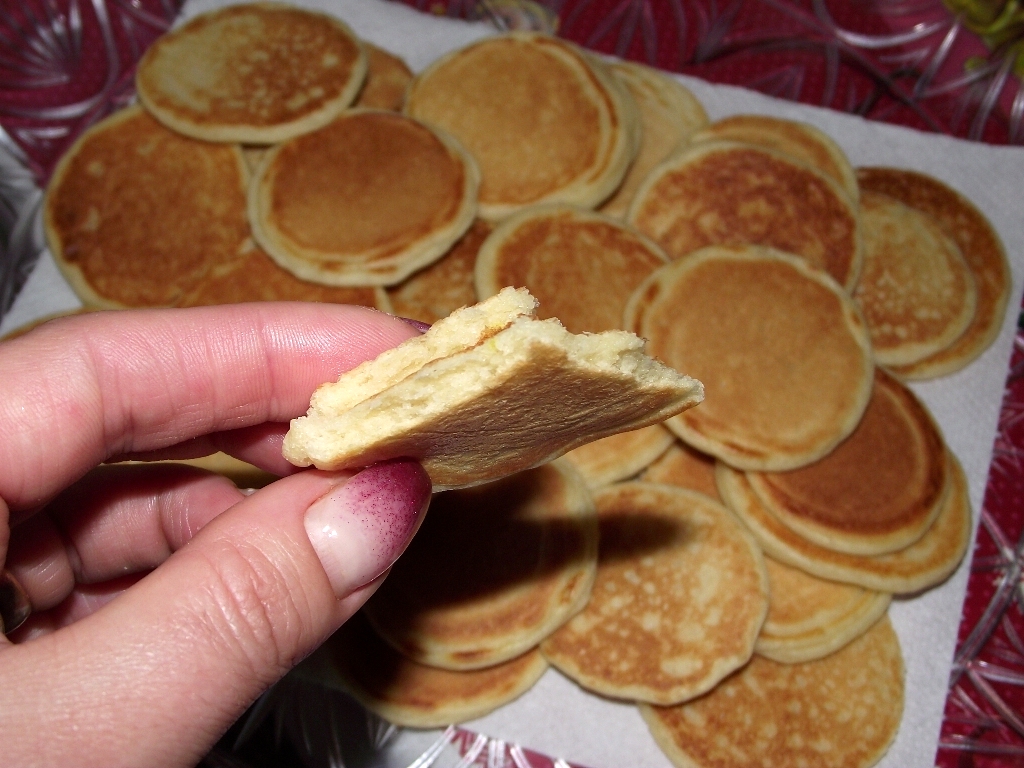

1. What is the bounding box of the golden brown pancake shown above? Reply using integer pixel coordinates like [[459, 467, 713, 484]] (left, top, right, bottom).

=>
[[642, 615, 904, 768], [250, 110, 479, 286], [691, 114, 859, 202], [136, 3, 366, 144], [756, 557, 892, 664], [178, 242, 388, 309], [626, 246, 874, 471], [854, 191, 977, 367], [641, 442, 721, 501], [44, 106, 250, 309], [541, 483, 767, 705], [745, 369, 948, 556], [405, 33, 637, 220], [386, 219, 491, 324], [240, 145, 270, 176], [599, 62, 708, 218], [858, 167, 1011, 379], [354, 43, 413, 111], [628, 140, 863, 290], [563, 424, 675, 488], [308, 611, 547, 728], [364, 460, 598, 670], [475, 205, 668, 333], [716, 452, 972, 594]]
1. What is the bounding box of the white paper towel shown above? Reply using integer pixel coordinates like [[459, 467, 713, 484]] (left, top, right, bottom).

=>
[[4, 2, 1024, 766]]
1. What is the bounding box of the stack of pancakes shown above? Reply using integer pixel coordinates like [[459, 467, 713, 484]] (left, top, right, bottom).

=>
[[27, 5, 1015, 766]]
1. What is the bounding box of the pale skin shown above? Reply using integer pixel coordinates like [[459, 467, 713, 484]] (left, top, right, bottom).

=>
[[0, 303, 433, 768]]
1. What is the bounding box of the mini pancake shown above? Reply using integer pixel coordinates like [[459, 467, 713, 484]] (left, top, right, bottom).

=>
[[756, 557, 892, 664], [354, 43, 413, 111], [690, 114, 858, 202], [642, 615, 904, 768], [541, 483, 767, 705], [386, 220, 492, 324], [625, 246, 873, 472], [405, 32, 637, 219], [475, 205, 668, 334], [136, 3, 366, 144], [309, 611, 547, 728], [178, 243, 388, 310], [250, 110, 479, 287], [745, 369, 948, 556], [641, 442, 721, 501], [716, 453, 972, 594], [599, 62, 708, 218], [284, 287, 703, 490], [44, 106, 250, 309], [564, 424, 676, 488], [627, 140, 862, 290], [854, 191, 977, 367], [363, 459, 597, 670], [858, 167, 1011, 379]]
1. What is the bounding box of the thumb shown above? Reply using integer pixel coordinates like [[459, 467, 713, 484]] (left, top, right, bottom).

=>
[[0, 459, 431, 768]]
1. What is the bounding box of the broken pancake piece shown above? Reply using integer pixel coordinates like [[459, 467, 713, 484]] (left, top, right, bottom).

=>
[[283, 287, 703, 490]]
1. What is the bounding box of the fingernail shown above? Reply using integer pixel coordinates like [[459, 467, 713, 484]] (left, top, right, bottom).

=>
[[396, 317, 432, 334], [304, 459, 431, 597]]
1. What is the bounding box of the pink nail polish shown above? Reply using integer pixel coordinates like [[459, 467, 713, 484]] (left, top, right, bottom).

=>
[[304, 459, 431, 597]]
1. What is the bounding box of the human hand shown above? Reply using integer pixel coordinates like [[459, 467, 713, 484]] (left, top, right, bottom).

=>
[[0, 303, 433, 768]]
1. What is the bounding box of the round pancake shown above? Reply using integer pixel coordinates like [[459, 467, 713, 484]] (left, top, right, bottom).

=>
[[626, 246, 874, 471], [354, 43, 413, 111], [540, 483, 768, 705], [716, 452, 972, 594], [756, 557, 892, 664], [476, 205, 668, 334], [599, 62, 709, 219], [854, 191, 977, 367], [363, 459, 598, 670], [386, 219, 492, 324], [44, 106, 250, 309], [627, 140, 863, 290], [641, 442, 721, 501], [642, 615, 904, 768], [405, 32, 637, 219], [857, 167, 1011, 379], [745, 368, 948, 556], [311, 611, 547, 728], [250, 110, 479, 286], [690, 114, 858, 202], [136, 3, 366, 144], [178, 242, 388, 309], [564, 424, 676, 488]]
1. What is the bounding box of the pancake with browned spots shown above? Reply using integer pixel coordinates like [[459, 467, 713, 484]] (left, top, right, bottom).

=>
[[355, 43, 413, 111], [745, 369, 948, 556], [136, 3, 366, 144], [756, 557, 891, 664], [599, 62, 708, 218], [541, 482, 767, 705], [641, 442, 721, 501], [642, 616, 904, 768], [858, 167, 1010, 378], [405, 33, 637, 220], [627, 140, 862, 290], [386, 219, 491, 324], [716, 453, 971, 594], [250, 110, 479, 286], [625, 246, 873, 471], [691, 114, 858, 202], [475, 205, 667, 334], [307, 611, 547, 728], [854, 191, 977, 367], [364, 460, 597, 670], [44, 106, 250, 309], [564, 425, 676, 489]]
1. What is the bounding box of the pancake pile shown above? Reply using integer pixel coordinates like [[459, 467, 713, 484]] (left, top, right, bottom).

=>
[[33, 5, 1012, 764]]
